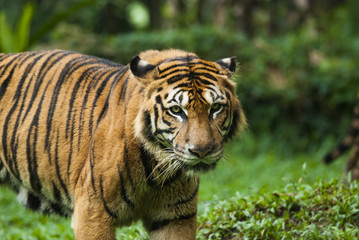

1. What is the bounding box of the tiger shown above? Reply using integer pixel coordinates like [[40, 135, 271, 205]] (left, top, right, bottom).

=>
[[0, 49, 246, 240], [323, 92, 359, 182]]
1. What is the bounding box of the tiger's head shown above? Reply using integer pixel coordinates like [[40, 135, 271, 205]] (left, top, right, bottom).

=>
[[131, 50, 246, 178]]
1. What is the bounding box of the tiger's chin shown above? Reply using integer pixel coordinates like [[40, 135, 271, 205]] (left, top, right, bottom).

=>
[[177, 154, 222, 176], [182, 161, 218, 176]]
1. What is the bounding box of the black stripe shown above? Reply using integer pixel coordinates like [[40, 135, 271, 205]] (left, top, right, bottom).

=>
[[0, 52, 24, 78], [99, 175, 118, 218], [0, 64, 15, 102], [45, 55, 86, 150], [139, 146, 156, 186], [167, 74, 189, 85], [0, 160, 4, 172], [119, 74, 129, 102], [95, 68, 127, 127], [197, 78, 215, 86], [160, 56, 199, 66], [150, 211, 197, 231], [27, 191, 41, 211], [23, 51, 68, 120], [153, 105, 160, 132], [158, 65, 189, 78], [191, 66, 219, 74], [123, 142, 135, 190], [66, 68, 112, 170], [160, 168, 183, 187], [65, 66, 99, 139], [97, 101, 108, 126], [161, 115, 171, 126], [172, 182, 199, 206], [3, 53, 47, 180], [49, 202, 68, 217], [118, 165, 135, 210], [89, 71, 119, 133], [143, 111, 156, 143], [169, 90, 184, 104], [158, 62, 189, 74], [1, 66, 18, 177], [155, 128, 176, 135], [195, 72, 218, 82], [226, 107, 239, 140], [78, 70, 104, 147], [54, 131, 71, 202], [0, 54, 8, 62], [173, 82, 190, 89], [18, 51, 44, 65], [67, 112, 76, 180], [52, 181, 62, 203], [10, 73, 36, 173], [90, 141, 97, 193], [26, 88, 48, 193], [155, 95, 162, 105]]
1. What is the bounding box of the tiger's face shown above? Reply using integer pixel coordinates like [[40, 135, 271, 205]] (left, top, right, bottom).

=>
[[132, 50, 246, 177]]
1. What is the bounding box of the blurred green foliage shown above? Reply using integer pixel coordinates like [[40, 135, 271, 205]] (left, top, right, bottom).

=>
[[0, 0, 93, 52], [0, 3, 34, 52]]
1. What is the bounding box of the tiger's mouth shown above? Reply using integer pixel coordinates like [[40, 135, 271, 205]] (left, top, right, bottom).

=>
[[151, 146, 223, 180], [174, 150, 223, 174]]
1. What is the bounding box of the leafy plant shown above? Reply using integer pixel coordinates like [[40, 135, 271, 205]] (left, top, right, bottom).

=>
[[0, 3, 34, 52], [0, 0, 94, 53], [197, 179, 359, 239]]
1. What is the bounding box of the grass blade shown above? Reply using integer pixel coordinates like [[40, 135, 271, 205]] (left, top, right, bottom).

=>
[[16, 3, 35, 52], [0, 12, 14, 53]]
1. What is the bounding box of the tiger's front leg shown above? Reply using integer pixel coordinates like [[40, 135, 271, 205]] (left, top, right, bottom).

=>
[[146, 213, 197, 240], [72, 197, 116, 240]]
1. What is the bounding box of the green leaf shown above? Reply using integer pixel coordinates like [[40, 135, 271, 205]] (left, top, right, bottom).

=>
[[16, 3, 35, 52], [0, 12, 14, 53], [29, 0, 95, 48]]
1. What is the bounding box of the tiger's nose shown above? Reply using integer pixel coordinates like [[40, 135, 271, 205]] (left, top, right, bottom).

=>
[[188, 146, 214, 159]]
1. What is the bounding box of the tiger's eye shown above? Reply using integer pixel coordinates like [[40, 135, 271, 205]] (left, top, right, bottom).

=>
[[212, 103, 220, 110], [170, 106, 181, 113]]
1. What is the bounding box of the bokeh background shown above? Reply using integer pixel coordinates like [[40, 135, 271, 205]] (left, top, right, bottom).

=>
[[1, 0, 358, 239]]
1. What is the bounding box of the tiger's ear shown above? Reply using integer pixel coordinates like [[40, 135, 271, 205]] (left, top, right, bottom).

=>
[[130, 55, 156, 84], [216, 56, 237, 77]]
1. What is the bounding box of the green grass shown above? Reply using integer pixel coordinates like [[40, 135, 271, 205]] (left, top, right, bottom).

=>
[[198, 179, 359, 239], [0, 132, 349, 239], [0, 187, 73, 240], [199, 132, 347, 201]]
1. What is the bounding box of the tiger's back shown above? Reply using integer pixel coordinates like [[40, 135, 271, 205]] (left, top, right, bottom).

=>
[[0, 50, 132, 215]]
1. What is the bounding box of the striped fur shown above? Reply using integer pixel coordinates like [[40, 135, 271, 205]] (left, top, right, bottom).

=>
[[0, 49, 246, 239], [323, 92, 359, 182]]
